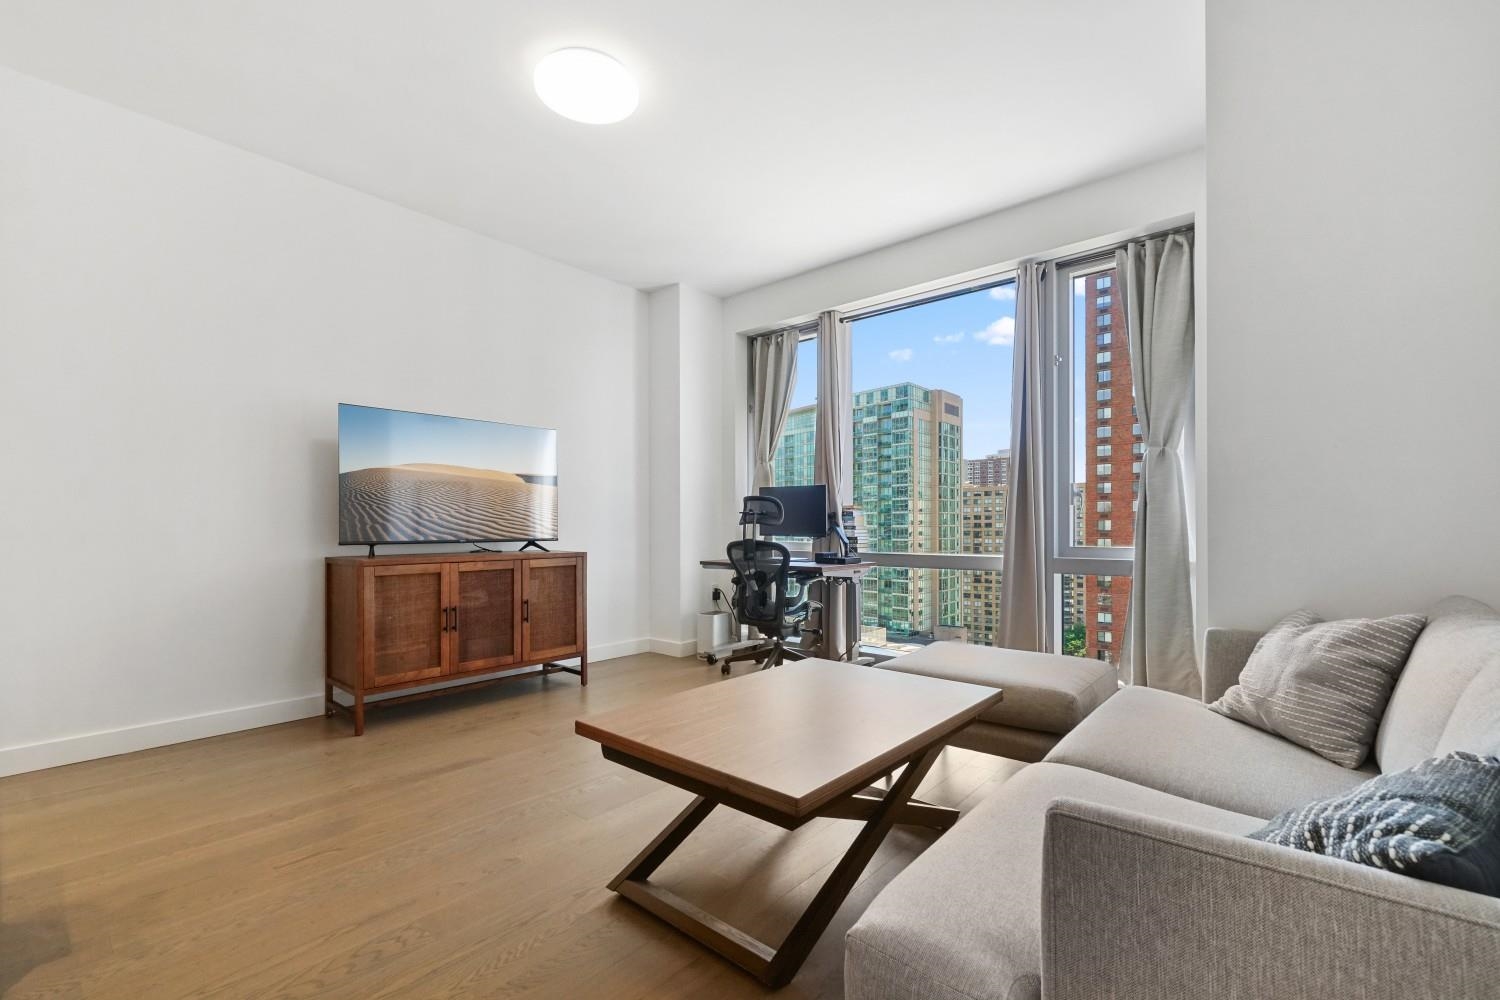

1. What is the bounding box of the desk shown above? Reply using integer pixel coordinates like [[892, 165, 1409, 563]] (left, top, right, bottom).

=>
[[699, 557, 875, 662]]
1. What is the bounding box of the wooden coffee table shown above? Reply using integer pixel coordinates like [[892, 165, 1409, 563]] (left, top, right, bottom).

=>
[[575, 658, 1004, 987]]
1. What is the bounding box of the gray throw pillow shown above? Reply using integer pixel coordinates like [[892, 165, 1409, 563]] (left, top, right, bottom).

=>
[[1210, 610, 1427, 767], [1250, 751, 1500, 897]]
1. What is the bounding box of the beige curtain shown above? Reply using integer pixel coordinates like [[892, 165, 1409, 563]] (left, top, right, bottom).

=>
[[749, 329, 799, 490], [1118, 234, 1198, 696], [998, 262, 1050, 652], [813, 310, 851, 545]]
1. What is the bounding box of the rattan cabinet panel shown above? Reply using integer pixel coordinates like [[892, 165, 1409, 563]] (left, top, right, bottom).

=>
[[325, 551, 587, 734]]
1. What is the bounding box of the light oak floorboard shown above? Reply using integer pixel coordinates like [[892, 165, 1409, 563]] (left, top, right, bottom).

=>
[[1, 654, 1025, 999]]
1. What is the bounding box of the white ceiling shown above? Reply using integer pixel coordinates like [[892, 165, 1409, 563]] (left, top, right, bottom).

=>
[[0, 1, 1204, 295]]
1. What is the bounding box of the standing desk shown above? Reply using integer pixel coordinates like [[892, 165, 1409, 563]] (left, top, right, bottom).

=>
[[698, 557, 875, 662]]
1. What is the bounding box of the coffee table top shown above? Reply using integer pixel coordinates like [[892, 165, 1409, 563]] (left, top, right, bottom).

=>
[[575, 658, 1003, 817]]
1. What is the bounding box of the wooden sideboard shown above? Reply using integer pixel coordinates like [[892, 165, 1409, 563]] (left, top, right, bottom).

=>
[[325, 551, 587, 734]]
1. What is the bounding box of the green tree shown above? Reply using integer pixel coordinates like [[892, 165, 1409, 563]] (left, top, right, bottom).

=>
[[1062, 623, 1086, 657]]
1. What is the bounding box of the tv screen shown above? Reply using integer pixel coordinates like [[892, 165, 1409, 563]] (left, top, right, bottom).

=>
[[338, 403, 558, 545]]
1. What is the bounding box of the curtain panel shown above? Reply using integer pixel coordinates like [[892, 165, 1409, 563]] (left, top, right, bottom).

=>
[[1118, 233, 1198, 696], [813, 310, 852, 545], [998, 262, 1050, 652], [749, 329, 799, 491]]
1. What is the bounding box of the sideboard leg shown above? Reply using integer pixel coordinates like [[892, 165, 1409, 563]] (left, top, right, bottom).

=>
[[580, 654, 589, 687], [324, 680, 334, 717], [353, 691, 365, 736]]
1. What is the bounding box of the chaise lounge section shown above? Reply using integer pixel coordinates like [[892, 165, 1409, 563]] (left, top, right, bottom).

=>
[[872, 642, 1118, 762], [847, 596, 1500, 1000]]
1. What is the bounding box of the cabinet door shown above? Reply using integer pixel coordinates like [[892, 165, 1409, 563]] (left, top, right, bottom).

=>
[[450, 561, 522, 673], [364, 563, 449, 688], [521, 557, 585, 661]]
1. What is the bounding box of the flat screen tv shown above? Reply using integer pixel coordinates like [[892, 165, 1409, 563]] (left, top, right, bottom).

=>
[[338, 403, 558, 546]]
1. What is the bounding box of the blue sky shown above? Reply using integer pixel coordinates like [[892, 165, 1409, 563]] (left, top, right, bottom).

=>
[[339, 404, 557, 475], [788, 282, 1018, 459]]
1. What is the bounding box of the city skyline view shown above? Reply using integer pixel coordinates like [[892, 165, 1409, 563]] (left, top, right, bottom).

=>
[[787, 276, 1097, 475], [772, 269, 1132, 661], [786, 281, 1018, 460]]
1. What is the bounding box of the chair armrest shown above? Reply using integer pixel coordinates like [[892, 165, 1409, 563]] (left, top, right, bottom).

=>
[[1200, 627, 1261, 703], [1040, 798, 1500, 1000]]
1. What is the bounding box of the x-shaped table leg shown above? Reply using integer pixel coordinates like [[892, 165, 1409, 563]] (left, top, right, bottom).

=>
[[607, 742, 950, 988]]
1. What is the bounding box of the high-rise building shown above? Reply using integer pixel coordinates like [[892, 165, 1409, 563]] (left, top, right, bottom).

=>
[[959, 479, 1006, 646], [1080, 270, 1136, 663], [964, 450, 1010, 488], [770, 404, 816, 487], [769, 383, 964, 645], [853, 382, 963, 641]]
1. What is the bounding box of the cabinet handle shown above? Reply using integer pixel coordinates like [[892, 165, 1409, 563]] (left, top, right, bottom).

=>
[[451, 606, 459, 631], [441, 607, 449, 633], [523, 599, 530, 623]]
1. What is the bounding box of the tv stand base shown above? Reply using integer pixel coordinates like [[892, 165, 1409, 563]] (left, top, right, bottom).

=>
[[518, 539, 550, 552]]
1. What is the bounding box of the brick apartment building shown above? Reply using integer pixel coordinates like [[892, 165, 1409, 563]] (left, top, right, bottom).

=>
[[1080, 269, 1136, 663]]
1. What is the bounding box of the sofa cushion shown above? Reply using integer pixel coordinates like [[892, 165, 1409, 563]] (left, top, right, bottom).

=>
[[844, 762, 1261, 1000], [1209, 609, 1427, 768], [1044, 687, 1377, 817], [875, 641, 1117, 735], [1378, 596, 1500, 773], [1437, 659, 1500, 759]]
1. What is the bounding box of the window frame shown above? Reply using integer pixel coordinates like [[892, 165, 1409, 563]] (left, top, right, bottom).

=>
[[1046, 254, 1134, 647], [745, 221, 1191, 655]]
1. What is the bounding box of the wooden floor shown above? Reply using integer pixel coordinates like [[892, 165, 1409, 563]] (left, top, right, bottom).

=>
[[1, 654, 1023, 999]]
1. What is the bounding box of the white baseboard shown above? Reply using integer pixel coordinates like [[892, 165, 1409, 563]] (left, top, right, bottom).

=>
[[0, 637, 659, 778], [589, 637, 651, 661], [0, 695, 326, 779], [647, 637, 698, 658]]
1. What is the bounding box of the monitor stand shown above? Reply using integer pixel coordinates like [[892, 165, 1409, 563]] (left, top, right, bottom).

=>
[[366, 544, 378, 558], [518, 540, 550, 553]]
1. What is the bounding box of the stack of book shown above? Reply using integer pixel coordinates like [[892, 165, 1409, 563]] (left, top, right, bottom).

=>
[[840, 505, 866, 556]]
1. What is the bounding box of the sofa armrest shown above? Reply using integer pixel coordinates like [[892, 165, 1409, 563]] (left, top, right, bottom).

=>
[[1200, 627, 1261, 703], [1040, 798, 1500, 1000]]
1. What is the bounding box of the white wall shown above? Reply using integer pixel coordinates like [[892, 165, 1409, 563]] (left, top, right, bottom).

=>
[[724, 151, 1205, 334], [676, 284, 732, 642], [647, 284, 729, 653], [1204, 1, 1500, 627], [0, 68, 651, 775]]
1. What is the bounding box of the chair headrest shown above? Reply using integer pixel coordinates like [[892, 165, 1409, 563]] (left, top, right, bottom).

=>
[[739, 495, 784, 526]]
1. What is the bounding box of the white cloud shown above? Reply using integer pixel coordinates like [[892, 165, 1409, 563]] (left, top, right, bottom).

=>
[[888, 347, 914, 362], [988, 285, 1016, 302], [973, 316, 1015, 346], [932, 332, 964, 344]]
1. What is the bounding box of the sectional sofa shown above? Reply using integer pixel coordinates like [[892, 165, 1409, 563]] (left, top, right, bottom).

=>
[[846, 596, 1500, 1000]]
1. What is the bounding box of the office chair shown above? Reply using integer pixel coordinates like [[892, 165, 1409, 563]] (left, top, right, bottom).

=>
[[719, 495, 819, 675]]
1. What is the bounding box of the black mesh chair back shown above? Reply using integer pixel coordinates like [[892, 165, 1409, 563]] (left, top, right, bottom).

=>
[[739, 494, 785, 530], [726, 538, 793, 631]]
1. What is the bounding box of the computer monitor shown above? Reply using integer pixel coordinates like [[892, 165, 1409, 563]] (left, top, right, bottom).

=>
[[758, 484, 830, 538]]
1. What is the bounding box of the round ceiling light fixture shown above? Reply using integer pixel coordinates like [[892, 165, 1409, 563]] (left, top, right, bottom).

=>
[[533, 47, 638, 125]]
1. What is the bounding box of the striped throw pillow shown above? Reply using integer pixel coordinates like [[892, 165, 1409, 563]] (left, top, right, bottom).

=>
[[1210, 610, 1426, 768]]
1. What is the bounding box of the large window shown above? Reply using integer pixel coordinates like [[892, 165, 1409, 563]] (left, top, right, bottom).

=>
[[754, 230, 1177, 662], [847, 281, 1016, 651]]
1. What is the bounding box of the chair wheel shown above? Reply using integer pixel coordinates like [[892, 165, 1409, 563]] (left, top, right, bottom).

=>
[[721, 663, 731, 676], [704, 653, 718, 665]]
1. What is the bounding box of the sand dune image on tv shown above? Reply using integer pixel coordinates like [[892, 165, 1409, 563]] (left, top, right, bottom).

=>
[[340, 463, 558, 543], [337, 403, 559, 545]]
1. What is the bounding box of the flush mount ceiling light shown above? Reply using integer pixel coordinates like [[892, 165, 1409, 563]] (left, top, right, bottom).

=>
[[533, 48, 638, 124]]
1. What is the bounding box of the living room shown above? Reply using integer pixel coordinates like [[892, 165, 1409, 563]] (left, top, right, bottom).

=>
[[2, 2, 1497, 998]]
